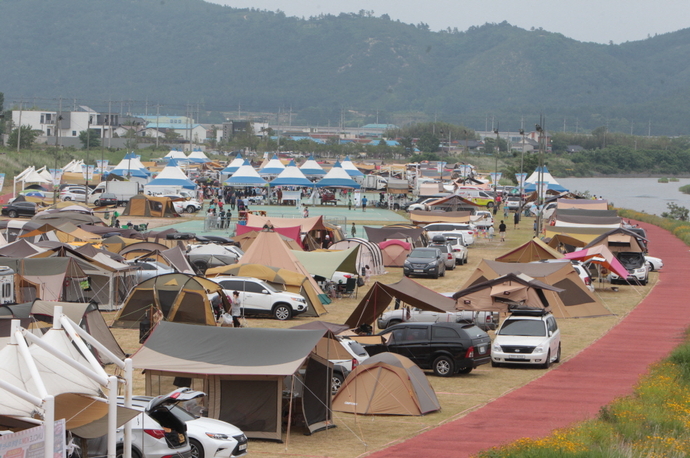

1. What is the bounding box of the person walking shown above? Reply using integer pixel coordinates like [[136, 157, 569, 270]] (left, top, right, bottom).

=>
[[303, 205, 309, 218], [362, 195, 368, 212], [513, 211, 520, 229], [231, 291, 242, 328], [499, 220, 507, 242], [488, 225, 495, 241], [351, 223, 357, 237], [363, 265, 371, 285]]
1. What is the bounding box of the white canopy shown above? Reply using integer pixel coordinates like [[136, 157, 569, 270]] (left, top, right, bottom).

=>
[[270, 161, 313, 187], [300, 155, 326, 177], [224, 160, 267, 186], [165, 149, 188, 159], [259, 154, 286, 176], [340, 156, 365, 177]]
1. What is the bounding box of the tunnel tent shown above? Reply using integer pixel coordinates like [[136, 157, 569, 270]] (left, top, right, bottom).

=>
[[121, 195, 178, 218], [328, 238, 385, 276], [131, 321, 333, 441], [332, 352, 440, 416]]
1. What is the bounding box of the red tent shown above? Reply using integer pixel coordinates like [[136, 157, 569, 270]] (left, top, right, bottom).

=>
[[564, 245, 628, 278]]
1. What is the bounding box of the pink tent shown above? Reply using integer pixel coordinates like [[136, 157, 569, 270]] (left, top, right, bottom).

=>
[[379, 239, 412, 267], [564, 245, 628, 278]]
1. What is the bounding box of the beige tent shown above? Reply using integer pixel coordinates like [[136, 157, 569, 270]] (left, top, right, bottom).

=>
[[332, 353, 440, 416], [122, 195, 178, 218], [461, 260, 612, 318], [409, 210, 471, 225], [239, 229, 329, 310], [495, 237, 564, 263], [544, 226, 611, 244], [112, 273, 230, 328], [233, 230, 302, 251], [379, 239, 412, 267], [557, 198, 608, 210], [584, 228, 646, 253]]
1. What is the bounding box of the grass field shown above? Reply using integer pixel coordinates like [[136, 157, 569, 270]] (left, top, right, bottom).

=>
[[103, 215, 655, 458]]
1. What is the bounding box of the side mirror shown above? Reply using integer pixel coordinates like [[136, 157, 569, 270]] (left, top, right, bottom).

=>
[[262, 289, 269, 294]]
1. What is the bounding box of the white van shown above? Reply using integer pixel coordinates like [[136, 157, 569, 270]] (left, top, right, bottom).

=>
[[456, 187, 495, 208]]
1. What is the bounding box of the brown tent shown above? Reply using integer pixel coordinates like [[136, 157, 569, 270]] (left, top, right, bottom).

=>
[[122, 195, 178, 218], [364, 226, 427, 247], [452, 273, 562, 312], [557, 198, 608, 210], [546, 234, 588, 253], [425, 195, 478, 212], [131, 322, 332, 441], [379, 240, 412, 267], [495, 237, 564, 263], [345, 277, 456, 329], [461, 260, 612, 318], [332, 352, 440, 416], [112, 273, 229, 328], [583, 227, 647, 253]]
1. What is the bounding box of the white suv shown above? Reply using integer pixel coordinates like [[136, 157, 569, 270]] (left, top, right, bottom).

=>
[[330, 338, 369, 395], [442, 233, 468, 265], [491, 309, 561, 369], [424, 223, 476, 245], [212, 276, 308, 320]]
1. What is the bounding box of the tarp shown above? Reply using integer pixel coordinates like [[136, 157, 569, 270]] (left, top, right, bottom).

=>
[[546, 233, 589, 253], [292, 246, 359, 279], [461, 260, 612, 318], [344, 277, 456, 329], [131, 321, 331, 441], [452, 273, 562, 312], [332, 353, 440, 416], [564, 245, 629, 278], [246, 214, 329, 233], [112, 273, 230, 328], [544, 226, 612, 244], [364, 226, 427, 246], [495, 238, 564, 263], [556, 198, 608, 210], [235, 224, 304, 249]]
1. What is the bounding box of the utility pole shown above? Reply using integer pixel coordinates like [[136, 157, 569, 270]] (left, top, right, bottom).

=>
[[85, 115, 91, 200], [535, 116, 546, 237], [519, 129, 525, 208], [16, 100, 23, 153], [155, 104, 160, 149], [493, 123, 499, 196], [108, 100, 112, 148]]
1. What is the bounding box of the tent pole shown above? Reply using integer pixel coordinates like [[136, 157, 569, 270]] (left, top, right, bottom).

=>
[[285, 375, 295, 451]]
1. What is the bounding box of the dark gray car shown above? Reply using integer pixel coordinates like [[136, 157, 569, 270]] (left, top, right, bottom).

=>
[[403, 247, 445, 279]]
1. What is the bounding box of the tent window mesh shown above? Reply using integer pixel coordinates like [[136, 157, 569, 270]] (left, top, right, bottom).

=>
[[219, 380, 277, 433]]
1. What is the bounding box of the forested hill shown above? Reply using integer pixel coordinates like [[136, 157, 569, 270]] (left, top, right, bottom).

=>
[[2, 0, 690, 134]]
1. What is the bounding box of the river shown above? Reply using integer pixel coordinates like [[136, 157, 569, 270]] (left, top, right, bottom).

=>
[[557, 177, 690, 216]]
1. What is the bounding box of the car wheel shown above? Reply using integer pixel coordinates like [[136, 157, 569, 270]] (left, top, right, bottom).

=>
[[441, 268, 446, 277], [486, 202, 494, 208], [331, 372, 344, 396], [641, 276, 648, 286], [555, 343, 561, 363], [273, 303, 292, 321], [404, 272, 410, 277], [450, 263, 455, 270], [64, 197, 71, 201], [541, 350, 552, 369], [433, 355, 454, 377], [457, 366, 473, 374], [94, 200, 101, 206], [8, 210, 18, 218], [186, 205, 196, 213], [192, 260, 208, 276], [432, 271, 439, 279], [646, 261, 654, 272], [189, 439, 204, 458], [463, 256, 468, 265]]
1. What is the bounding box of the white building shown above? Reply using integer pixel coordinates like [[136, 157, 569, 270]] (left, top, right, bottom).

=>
[[12, 106, 117, 145]]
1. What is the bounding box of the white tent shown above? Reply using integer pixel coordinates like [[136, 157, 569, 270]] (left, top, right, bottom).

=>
[[165, 149, 188, 159], [270, 160, 313, 187], [13, 167, 52, 197], [524, 166, 568, 193], [224, 160, 268, 186], [62, 160, 84, 173], [315, 161, 361, 189], [144, 165, 197, 195], [36, 167, 54, 183], [108, 153, 151, 184], [220, 154, 246, 181], [300, 155, 326, 177], [259, 154, 286, 177], [340, 156, 364, 177], [187, 149, 209, 163]]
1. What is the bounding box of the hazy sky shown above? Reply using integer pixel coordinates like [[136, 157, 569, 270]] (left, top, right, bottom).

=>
[[208, 0, 689, 44]]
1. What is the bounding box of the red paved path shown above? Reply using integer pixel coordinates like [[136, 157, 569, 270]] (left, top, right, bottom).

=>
[[368, 221, 690, 458]]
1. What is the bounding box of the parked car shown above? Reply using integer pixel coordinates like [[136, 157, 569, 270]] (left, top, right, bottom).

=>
[[211, 276, 308, 320], [427, 237, 456, 271], [610, 252, 649, 285], [405, 197, 440, 212], [491, 309, 561, 369], [60, 186, 91, 202], [504, 196, 522, 210], [403, 247, 446, 279], [93, 192, 118, 207], [377, 307, 498, 331], [364, 322, 492, 376], [330, 338, 370, 395], [127, 259, 177, 283], [1, 201, 37, 218], [442, 233, 469, 265], [130, 395, 248, 458], [423, 223, 475, 245], [645, 255, 663, 271], [470, 211, 494, 229], [165, 195, 203, 214], [82, 388, 204, 458], [187, 244, 243, 275]]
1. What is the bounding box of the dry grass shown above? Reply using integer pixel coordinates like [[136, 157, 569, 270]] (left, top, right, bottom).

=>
[[103, 217, 656, 458]]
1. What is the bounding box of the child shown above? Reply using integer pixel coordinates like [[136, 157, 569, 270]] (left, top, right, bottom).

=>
[[488, 225, 495, 241]]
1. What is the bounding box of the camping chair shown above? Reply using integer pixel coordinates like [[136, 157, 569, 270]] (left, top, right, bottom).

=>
[[341, 277, 357, 298]]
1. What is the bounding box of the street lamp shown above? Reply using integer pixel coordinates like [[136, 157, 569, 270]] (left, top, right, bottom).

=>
[[493, 125, 499, 194], [85, 116, 91, 198], [535, 120, 545, 237], [519, 128, 525, 207]]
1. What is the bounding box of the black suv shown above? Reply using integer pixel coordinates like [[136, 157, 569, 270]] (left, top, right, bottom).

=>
[[364, 322, 492, 377], [403, 247, 446, 278]]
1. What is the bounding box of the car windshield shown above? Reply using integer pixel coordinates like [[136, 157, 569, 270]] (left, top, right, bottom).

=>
[[410, 250, 436, 258], [499, 319, 546, 336]]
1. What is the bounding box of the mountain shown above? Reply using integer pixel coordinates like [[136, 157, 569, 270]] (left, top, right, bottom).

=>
[[2, 0, 690, 134]]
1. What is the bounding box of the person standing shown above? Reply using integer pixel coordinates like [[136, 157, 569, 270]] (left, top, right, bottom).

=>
[[231, 291, 242, 328], [488, 225, 495, 241], [362, 195, 368, 212], [303, 205, 309, 218], [513, 211, 520, 230], [364, 264, 371, 285], [499, 220, 507, 242], [351, 222, 357, 237], [348, 194, 353, 210]]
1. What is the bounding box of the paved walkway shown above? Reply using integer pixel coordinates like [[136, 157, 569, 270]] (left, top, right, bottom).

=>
[[368, 220, 690, 458]]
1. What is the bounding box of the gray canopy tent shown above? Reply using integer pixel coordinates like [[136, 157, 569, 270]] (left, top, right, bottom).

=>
[[131, 322, 334, 441]]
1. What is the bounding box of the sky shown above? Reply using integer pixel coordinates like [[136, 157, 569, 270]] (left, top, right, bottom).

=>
[[208, 0, 690, 45]]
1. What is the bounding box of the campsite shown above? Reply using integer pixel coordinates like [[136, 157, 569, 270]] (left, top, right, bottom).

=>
[[0, 155, 666, 458]]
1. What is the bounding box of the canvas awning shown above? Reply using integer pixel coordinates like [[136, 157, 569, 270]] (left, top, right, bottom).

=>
[[495, 238, 564, 263], [409, 211, 471, 225], [292, 246, 359, 279]]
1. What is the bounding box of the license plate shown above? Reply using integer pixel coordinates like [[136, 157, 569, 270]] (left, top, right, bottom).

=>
[[508, 355, 527, 360], [478, 346, 487, 355], [239, 444, 247, 451], [414, 269, 424, 273]]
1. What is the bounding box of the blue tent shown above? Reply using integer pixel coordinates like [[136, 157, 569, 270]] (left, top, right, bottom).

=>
[[315, 160, 361, 189], [523, 166, 569, 193], [341, 156, 365, 177], [270, 161, 314, 187], [224, 160, 268, 186]]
